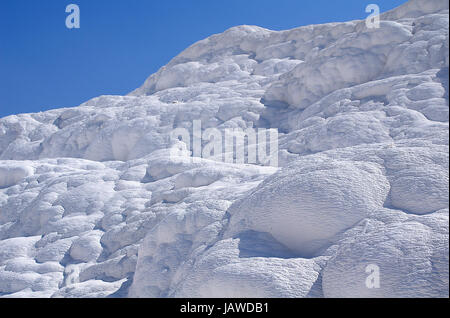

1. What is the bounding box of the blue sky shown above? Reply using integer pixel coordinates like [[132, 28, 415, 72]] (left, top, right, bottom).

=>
[[0, 0, 407, 118]]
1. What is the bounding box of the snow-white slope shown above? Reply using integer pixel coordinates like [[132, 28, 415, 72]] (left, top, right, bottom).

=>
[[0, 0, 448, 298]]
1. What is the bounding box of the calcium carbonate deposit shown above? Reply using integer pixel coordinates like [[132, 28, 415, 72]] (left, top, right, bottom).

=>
[[0, 0, 448, 298]]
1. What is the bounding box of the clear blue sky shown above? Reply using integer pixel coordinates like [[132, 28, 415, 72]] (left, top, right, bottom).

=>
[[0, 0, 407, 118]]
